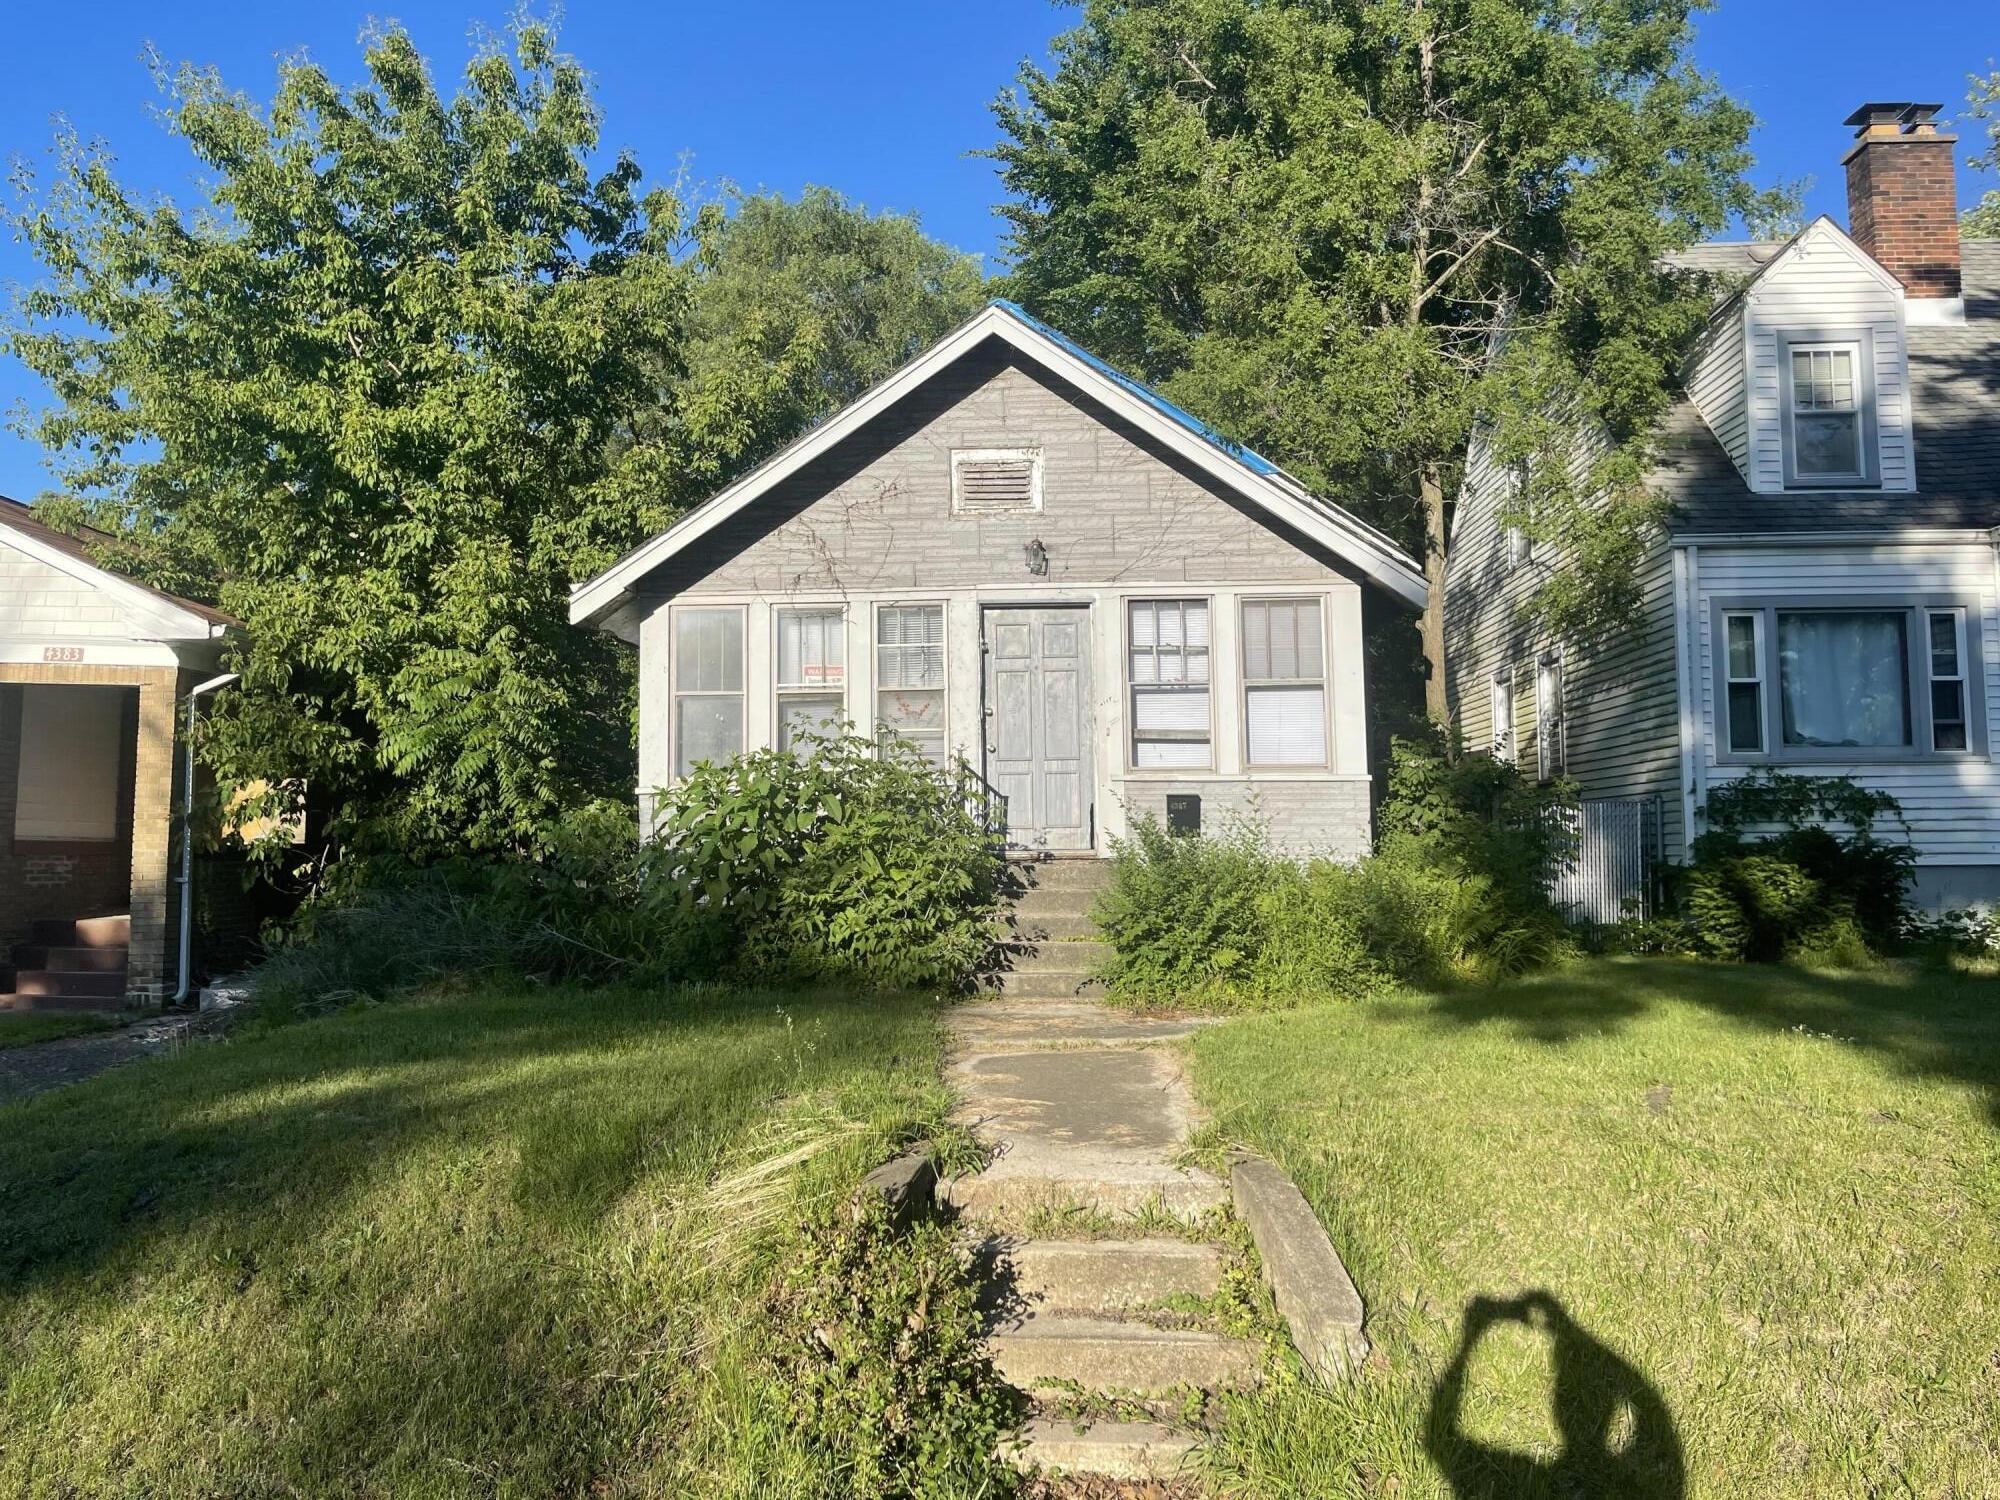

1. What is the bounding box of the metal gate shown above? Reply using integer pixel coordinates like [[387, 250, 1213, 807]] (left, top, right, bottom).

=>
[[1546, 796, 1661, 927]]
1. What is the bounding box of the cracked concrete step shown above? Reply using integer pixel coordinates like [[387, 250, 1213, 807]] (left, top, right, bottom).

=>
[[1007, 1417, 1199, 1482], [1005, 860, 1116, 892], [988, 1311, 1262, 1394], [993, 968, 1107, 1000], [983, 1237, 1224, 1315], [997, 940, 1113, 974], [941, 1170, 1229, 1222]]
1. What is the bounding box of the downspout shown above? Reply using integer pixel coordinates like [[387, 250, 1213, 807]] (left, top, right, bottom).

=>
[[172, 672, 239, 1006]]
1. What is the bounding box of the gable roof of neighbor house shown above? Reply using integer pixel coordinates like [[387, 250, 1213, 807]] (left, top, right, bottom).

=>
[[0, 495, 236, 640], [1653, 231, 2000, 536], [572, 300, 1429, 629]]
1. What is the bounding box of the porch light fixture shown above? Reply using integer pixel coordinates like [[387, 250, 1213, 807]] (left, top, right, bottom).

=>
[[1024, 538, 1049, 577]]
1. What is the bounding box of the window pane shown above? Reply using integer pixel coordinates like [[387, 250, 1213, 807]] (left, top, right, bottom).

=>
[[1929, 613, 1961, 676], [675, 609, 743, 693], [1727, 682, 1763, 753], [1795, 412, 1860, 476], [1726, 615, 1759, 680], [1932, 680, 1967, 745], [1778, 611, 1909, 748], [877, 605, 944, 691], [1247, 685, 1327, 765], [778, 694, 846, 751], [1132, 685, 1210, 767], [676, 695, 742, 776], [778, 611, 844, 689]]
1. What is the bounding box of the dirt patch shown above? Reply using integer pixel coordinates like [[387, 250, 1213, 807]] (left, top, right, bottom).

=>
[[0, 1010, 237, 1106]]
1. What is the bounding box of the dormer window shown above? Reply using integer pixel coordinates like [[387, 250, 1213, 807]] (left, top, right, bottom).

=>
[[1781, 333, 1878, 487]]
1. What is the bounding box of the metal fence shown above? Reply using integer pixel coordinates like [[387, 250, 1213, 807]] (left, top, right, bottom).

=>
[[1545, 795, 1661, 927]]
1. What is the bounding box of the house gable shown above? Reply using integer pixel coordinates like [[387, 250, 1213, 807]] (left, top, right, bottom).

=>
[[0, 501, 231, 657], [573, 302, 1425, 636]]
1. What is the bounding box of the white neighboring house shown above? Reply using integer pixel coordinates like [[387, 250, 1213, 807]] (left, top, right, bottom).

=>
[[0, 497, 235, 1005], [573, 300, 1426, 859], [1447, 101, 2000, 914]]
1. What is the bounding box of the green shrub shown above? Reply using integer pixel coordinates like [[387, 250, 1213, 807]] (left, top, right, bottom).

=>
[[1092, 812, 1273, 1001], [1686, 772, 1914, 962], [762, 1196, 1022, 1498]]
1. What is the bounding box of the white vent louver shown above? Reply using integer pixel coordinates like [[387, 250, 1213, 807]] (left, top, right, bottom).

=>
[[951, 448, 1043, 515]]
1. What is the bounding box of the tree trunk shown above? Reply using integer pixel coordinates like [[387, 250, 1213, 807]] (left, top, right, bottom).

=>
[[1420, 460, 1451, 727]]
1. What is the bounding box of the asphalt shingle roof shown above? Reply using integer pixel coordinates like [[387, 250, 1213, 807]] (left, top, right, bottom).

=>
[[1655, 240, 2000, 535]]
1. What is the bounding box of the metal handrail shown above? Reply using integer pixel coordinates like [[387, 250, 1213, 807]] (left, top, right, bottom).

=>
[[955, 761, 1010, 842]]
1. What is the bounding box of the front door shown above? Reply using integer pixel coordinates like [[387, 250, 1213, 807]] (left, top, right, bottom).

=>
[[984, 607, 1094, 851]]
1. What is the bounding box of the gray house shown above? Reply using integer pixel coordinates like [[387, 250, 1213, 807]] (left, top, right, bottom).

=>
[[1447, 103, 2000, 915], [573, 300, 1426, 858]]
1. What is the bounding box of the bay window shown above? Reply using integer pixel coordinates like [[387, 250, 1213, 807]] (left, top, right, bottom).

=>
[[876, 603, 948, 765], [1241, 598, 1327, 766], [1128, 599, 1211, 768], [1716, 600, 1979, 760], [775, 607, 847, 751], [673, 606, 744, 777]]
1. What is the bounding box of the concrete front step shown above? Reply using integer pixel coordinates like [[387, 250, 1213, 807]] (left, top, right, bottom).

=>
[[995, 910, 1100, 941], [988, 1311, 1262, 1395], [10, 945, 128, 974], [948, 999, 1209, 1050], [13, 969, 125, 999], [1006, 859, 1116, 892], [940, 1167, 1229, 1224], [998, 940, 1113, 975], [984, 1237, 1224, 1316], [992, 969, 1106, 1000], [0, 991, 129, 1014], [1008, 1417, 1198, 1482]]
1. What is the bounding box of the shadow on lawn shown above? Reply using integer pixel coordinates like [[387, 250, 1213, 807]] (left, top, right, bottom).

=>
[[1427, 1291, 1683, 1500], [1415, 956, 2000, 1123]]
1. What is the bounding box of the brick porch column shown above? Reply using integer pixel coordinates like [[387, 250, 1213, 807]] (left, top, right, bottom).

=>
[[126, 672, 183, 1000]]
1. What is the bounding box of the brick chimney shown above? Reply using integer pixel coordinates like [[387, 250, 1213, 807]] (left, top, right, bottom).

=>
[[1843, 102, 1961, 301]]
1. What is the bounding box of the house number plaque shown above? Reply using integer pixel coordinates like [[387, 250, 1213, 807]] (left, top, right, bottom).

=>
[[41, 646, 84, 663]]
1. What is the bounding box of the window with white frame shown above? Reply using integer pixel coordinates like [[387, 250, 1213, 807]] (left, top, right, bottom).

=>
[[1720, 602, 1983, 759], [1929, 609, 1969, 752], [1506, 525, 1531, 568], [1128, 599, 1211, 768], [674, 607, 745, 778], [1535, 656, 1565, 781], [1787, 343, 1866, 483], [775, 607, 847, 752], [1241, 598, 1327, 766], [876, 603, 948, 765], [1723, 611, 1765, 754], [1490, 672, 1515, 763]]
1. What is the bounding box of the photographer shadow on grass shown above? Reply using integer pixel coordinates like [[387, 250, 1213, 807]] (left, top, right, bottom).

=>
[[1426, 1290, 1685, 1500]]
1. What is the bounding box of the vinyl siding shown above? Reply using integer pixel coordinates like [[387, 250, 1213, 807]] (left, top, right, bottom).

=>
[[1684, 306, 1750, 482], [1693, 539, 2000, 865], [1445, 422, 1687, 861], [0, 546, 138, 641]]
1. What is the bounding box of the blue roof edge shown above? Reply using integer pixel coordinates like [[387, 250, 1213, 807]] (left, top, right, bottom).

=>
[[987, 299, 1283, 477]]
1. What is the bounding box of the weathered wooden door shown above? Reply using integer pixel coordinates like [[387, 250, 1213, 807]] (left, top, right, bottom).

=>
[[984, 607, 1094, 851]]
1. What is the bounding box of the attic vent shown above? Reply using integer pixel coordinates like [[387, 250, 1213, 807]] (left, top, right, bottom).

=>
[[951, 448, 1043, 515]]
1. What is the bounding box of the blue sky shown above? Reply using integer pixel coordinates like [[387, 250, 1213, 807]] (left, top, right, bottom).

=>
[[0, 0, 1993, 502]]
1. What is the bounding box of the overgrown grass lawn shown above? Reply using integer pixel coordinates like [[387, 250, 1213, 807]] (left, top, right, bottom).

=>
[[0, 980, 951, 1497], [1193, 957, 2000, 1498], [0, 1012, 122, 1049]]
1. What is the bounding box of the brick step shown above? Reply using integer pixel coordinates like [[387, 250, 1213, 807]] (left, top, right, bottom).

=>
[[987, 1311, 1262, 1395], [1006, 1417, 1198, 1482], [981, 1237, 1224, 1317], [10, 944, 128, 974], [12, 969, 126, 999], [993, 969, 1107, 1001], [993, 910, 1101, 941], [996, 940, 1113, 976], [30, 914, 132, 950]]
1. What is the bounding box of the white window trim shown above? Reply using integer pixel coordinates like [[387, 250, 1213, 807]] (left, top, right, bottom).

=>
[[1490, 672, 1515, 764], [1238, 595, 1331, 769], [1722, 609, 1766, 754], [1535, 655, 1565, 782], [1125, 596, 1215, 773], [873, 600, 950, 761], [1928, 606, 1969, 754], [773, 605, 850, 751], [950, 447, 1044, 515], [1779, 331, 1879, 489], [670, 604, 746, 780], [1506, 525, 1531, 568]]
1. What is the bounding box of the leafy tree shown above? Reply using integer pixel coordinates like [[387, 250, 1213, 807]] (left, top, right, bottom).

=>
[[993, 0, 1782, 720], [668, 186, 987, 479], [1965, 68, 2000, 239], [5, 22, 704, 870]]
